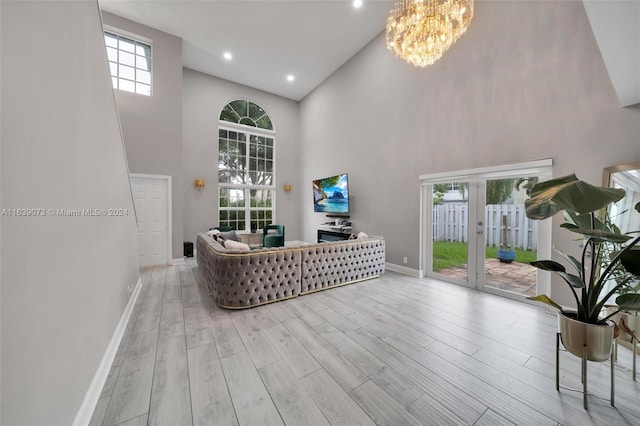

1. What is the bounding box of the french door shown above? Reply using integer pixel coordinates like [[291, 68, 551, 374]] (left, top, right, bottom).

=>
[[420, 161, 552, 302]]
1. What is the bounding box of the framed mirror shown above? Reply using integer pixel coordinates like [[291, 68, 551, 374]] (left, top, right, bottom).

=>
[[603, 162, 640, 352], [603, 162, 640, 237]]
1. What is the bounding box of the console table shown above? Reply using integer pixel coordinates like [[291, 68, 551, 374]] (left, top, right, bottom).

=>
[[317, 228, 352, 243]]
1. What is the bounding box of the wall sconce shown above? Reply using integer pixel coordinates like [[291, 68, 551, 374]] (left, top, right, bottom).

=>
[[194, 178, 206, 189], [283, 184, 292, 192]]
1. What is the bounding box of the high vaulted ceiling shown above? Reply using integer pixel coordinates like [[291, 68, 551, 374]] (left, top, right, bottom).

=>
[[99, 0, 395, 101], [99, 1, 639, 105], [583, 0, 640, 107]]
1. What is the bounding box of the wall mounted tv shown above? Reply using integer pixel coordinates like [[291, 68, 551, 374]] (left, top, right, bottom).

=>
[[313, 173, 350, 214]]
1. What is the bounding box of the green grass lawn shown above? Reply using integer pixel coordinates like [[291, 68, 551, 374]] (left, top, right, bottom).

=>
[[432, 241, 537, 271]]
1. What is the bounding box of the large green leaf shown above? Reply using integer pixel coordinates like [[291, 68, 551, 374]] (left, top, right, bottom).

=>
[[616, 293, 640, 311], [525, 175, 579, 219], [526, 294, 563, 311], [530, 261, 584, 288], [563, 227, 632, 243], [525, 174, 625, 220], [556, 272, 585, 288], [620, 247, 640, 277], [553, 247, 582, 275], [559, 223, 578, 231], [563, 211, 604, 231], [551, 181, 624, 214], [530, 260, 566, 272]]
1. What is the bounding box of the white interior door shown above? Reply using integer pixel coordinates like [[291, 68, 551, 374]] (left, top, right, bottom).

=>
[[130, 174, 171, 266]]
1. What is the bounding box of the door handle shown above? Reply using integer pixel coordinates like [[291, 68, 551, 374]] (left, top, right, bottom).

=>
[[477, 230, 483, 235]]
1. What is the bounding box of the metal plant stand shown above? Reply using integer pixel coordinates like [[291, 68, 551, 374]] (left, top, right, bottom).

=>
[[614, 335, 638, 381], [556, 333, 615, 409], [635, 336, 637, 382]]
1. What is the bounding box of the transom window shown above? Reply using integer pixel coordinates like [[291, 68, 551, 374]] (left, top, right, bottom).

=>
[[220, 100, 273, 130], [104, 31, 152, 96], [218, 100, 275, 231]]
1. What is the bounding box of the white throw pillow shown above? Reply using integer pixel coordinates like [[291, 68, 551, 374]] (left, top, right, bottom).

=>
[[357, 231, 368, 239], [224, 239, 250, 251]]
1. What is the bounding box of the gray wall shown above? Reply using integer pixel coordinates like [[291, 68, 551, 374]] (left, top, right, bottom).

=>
[[1, 1, 140, 424], [182, 68, 301, 244], [101, 11, 184, 259], [299, 1, 640, 306]]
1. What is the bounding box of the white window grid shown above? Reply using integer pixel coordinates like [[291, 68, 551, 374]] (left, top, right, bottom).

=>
[[218, 122, 276, 232], [104, 31, 152, 96], [218, 187, 275, 232], [447, 182, 461, 191]]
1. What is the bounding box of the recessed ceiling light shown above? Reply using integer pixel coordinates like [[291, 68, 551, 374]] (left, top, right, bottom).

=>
[[353, 0, 363, 8], [286, 74, 295, 82], [223, 52, 233, 61]]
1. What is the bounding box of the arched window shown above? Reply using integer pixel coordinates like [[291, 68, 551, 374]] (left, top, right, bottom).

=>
[[218, 100, 275, 232], [220, 100, 273, 130]]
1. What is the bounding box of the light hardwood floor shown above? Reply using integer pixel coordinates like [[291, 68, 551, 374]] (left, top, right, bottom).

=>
[[91, 260, 640, 426]]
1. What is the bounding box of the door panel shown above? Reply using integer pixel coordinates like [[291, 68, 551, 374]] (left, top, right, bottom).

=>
[[131, 175, 169, 266], [479, 177, 539, 298], [431, 181, 472, 287]]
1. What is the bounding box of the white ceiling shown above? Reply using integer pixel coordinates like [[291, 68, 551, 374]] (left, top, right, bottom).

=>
[[99, 0, 639, 106], [582, 0, 640, 107], [99, 0, 395, 101]]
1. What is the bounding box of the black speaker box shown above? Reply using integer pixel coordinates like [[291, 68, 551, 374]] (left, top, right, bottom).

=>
[[184, 241, 194, 257]]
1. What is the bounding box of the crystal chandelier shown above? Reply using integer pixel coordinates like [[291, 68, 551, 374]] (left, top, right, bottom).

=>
[[386, 0, 474, 67]]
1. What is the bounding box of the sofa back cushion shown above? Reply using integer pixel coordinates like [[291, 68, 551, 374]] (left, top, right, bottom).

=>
[[300, 238, 385, 293], [210, 248, 301, 307], [224, 239, 250, 251]]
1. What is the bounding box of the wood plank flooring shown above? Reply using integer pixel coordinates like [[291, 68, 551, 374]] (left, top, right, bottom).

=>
[[91, 260, 640, 426]]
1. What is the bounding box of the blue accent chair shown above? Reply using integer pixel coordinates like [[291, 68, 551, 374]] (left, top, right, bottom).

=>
[[263, 224, 285, 247]]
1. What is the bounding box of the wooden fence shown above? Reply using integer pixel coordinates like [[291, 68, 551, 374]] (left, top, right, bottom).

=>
[[433, 204, 538, 250]]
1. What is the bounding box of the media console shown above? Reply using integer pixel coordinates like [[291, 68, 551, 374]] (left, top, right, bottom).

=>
[[317, 227, 352, 243]]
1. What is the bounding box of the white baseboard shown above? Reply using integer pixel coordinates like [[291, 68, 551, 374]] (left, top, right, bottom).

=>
[[169, 257, 185, 265], [385, 262, 423, 278], [73, 276, 143, 426]]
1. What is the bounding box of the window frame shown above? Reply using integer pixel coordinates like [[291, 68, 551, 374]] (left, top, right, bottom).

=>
[[103, 27, 153, 96], [218, 120, 276, 233]]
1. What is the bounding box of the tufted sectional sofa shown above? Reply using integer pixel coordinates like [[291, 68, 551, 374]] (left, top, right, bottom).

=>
[[196, 232, 385, 309]]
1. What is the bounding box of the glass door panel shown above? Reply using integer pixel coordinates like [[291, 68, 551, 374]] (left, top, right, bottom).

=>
[[431, 181, 471, 286], [480, 177, 539, 298]]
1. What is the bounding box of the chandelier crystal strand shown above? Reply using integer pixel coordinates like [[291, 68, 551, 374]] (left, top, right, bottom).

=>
[[386, 0, 474, 67]]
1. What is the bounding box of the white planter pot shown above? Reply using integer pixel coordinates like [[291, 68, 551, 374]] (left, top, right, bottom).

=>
[[621, 312, 640, 335], [610, 311, 640, 344], [602, 305, 621, 325], [558, 311, 614, 362]]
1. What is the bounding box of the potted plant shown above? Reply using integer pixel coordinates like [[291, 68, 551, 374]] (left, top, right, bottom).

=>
[[497, 214, 516, 263], [613, 249, 640, 348], [617, 286, 640, 340], [524, 174, 640, 361]]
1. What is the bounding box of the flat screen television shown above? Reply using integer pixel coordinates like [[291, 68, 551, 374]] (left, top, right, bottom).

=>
[[313, 173, 350, 214]]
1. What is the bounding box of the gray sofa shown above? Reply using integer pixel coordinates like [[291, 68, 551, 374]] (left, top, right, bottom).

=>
[[196, 233, 385, 309]]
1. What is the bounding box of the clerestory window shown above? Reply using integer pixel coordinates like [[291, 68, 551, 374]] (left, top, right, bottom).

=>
[[104, 31, 152, 96]]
